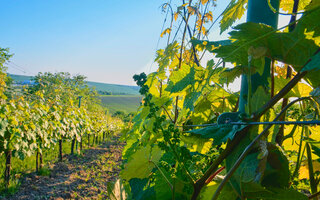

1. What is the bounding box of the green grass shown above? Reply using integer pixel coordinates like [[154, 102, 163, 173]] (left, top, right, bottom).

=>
[[99, 95, 142, 114], [38, 167, 51, 176]]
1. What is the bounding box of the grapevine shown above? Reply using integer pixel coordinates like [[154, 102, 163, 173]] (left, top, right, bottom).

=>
[[0, 60, 123, 190], [118, 0, 320, 199]]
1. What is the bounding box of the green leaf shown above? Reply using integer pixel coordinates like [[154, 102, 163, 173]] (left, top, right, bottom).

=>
[[301, 51, 320, 72], [310, 142, 320, 157], [249, 86, 269, 113], [191, 39, 231, 53], [280, 0, 312, 12], [214, 19, 320, 87], [199, 181, 238, 200], [154, 170, 190, 200], [219, 66, 246, 85], [225, 142, 291, 197], [275, 77, 312, 98], [216, 22, 318, 67], [252, 57, 265, 76], [305, 0, 320, 11], [220, 0, 248, 33], [225, 134, 258, 194], [187, 124, 246, 146], [181, 134, 212, 154], [166, 64, 196, 93], [235, 152, 261, 189], [261, 144, 290, 188], [243, 182, 308, 200], [183, 92, 201, 111], [295, 6, 320, 38], [207, 59, 215, 68], [154, 170, 172, 200], [129, 178, 155, 200], [121, 145, 163, 180]]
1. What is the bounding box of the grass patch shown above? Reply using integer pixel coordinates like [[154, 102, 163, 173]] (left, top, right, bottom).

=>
[[38, 167, 51, 176], [99, 95, 142, 114]]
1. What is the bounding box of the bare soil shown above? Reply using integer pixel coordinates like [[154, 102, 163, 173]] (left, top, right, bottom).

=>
[[4, 137, 124, 200]]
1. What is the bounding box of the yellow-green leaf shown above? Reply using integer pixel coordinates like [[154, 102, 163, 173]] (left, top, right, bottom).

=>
[[121, 145, 163, 180]]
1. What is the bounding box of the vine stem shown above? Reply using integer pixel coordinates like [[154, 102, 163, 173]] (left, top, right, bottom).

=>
[[162, 106, 175, 123], [197, 0, 210, 39], [180, 0, 200, 66], [270, 59, 275, 98], [306, 127, 318, 195], [191, 125, 250, 199], [275, 0, 298, 145], [174, 0, 192, 124], [205, 166, 225, 184], [267, 0, 304, 16], [211, 97, 311, 200], [309, 191, 320, 199], [292, 124, 305, 178]]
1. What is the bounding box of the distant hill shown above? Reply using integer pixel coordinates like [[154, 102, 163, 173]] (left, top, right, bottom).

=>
[[7, 73, 140, 95], [8, 74, 33, 82], [99, 95, 142, 114], [87, 81, 140, 95]]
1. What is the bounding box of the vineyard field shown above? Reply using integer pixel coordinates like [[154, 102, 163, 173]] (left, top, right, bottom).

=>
[[2, 0, 320, 199], [99, 95, 142, 114]]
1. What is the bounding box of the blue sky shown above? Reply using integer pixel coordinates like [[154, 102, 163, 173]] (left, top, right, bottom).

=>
[[0, 1, 288, 85], [0, 0, 168, 85]]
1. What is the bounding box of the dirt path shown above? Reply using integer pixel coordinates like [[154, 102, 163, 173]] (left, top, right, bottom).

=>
[[6, 137, 124, 200]]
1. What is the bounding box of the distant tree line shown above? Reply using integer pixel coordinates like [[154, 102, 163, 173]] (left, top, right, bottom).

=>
[[97, 90, 133, 95], [112, 111, 135, 123], [98, 90, 112, 95]]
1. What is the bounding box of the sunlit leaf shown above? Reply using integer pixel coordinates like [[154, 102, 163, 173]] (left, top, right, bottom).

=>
[[121, 145, 163, 180], [220, 0, 247, 33]]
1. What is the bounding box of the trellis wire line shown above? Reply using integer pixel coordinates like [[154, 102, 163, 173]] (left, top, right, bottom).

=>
[[180, 120, 320, 127], [231, 120, 320, 126]]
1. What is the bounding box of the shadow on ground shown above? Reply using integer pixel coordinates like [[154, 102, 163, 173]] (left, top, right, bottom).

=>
[[4, 137, 124, 200]]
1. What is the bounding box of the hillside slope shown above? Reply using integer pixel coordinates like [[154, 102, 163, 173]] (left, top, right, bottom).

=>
[[8, 73, 140, 95], [99, 95, 142, 114]]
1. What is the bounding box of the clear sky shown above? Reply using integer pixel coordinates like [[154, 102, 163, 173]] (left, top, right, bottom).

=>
[[0, 1, 288, 86], [0, 0, 168, 85]]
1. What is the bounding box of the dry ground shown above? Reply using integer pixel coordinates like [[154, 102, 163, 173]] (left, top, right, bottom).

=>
[[4, 137, 124, 200]]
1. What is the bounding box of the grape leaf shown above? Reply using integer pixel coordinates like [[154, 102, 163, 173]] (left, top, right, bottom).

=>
[[121, 145, 163, 180], [187, 124, 246, 146], [129, 178, 155, 200], [199, 181, 238, 200], [305, 0, 320, 11], [166, 64, 196, 93], [220, 0, 248, 34], [243, 182, 308, 200], [301, 51, 320, 72], [280, 0, 312, 12]]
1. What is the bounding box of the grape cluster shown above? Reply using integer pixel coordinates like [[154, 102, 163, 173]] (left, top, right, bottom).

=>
[[133, 73, 149, 95]]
